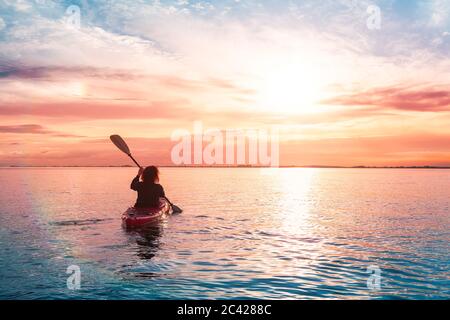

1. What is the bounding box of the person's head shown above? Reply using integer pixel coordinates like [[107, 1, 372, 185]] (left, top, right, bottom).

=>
[[141, 166, 159, 183]]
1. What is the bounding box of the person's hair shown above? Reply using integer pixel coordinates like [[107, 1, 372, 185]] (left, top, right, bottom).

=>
[[142, 166, 159, 183]]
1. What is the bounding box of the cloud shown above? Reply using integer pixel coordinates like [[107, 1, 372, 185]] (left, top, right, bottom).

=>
[[1, 0, 450, 166], [428, 0, 450, 27], [0, 17, 5, 31], [0, 101, 189, 120], [0, 99, 388, 127], [323, 85, 450, 112], [0, 64, 141, 81], [2, 0, 32, 12], [0, 62, 255, 108], [0, 136, 174, 167], [0, 124, 84, 137]]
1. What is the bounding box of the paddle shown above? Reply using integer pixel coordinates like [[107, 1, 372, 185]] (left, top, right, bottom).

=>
[[110, 134, 182, 214]]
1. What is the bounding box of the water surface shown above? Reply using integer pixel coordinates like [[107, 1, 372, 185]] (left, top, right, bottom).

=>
[[0, 168, 448, 299]]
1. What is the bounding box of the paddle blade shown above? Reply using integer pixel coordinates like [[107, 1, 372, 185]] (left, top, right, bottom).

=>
[[110, 135, 131, 155], [171, 204, 183, 214]]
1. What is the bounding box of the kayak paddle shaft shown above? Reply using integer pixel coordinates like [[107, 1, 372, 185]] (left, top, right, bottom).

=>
[[128, 154, 142, 168]]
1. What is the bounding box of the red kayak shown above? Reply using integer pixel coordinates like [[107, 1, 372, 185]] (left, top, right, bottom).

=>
[[122, 198, 171, 228]]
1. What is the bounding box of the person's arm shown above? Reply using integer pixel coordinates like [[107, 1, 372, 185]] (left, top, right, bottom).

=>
[[130, 168, 144, 191], [159, 185, 166, 197], [130, 175, 140, 191]]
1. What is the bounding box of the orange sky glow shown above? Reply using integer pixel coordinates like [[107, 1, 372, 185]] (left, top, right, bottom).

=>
[[1, 1, 450, 167]]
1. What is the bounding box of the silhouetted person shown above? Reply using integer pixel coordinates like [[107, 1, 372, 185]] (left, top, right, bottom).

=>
[[130, 166, 165, 208]]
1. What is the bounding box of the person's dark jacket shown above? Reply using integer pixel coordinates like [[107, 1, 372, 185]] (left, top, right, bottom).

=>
[[130, 175, 165, 208]]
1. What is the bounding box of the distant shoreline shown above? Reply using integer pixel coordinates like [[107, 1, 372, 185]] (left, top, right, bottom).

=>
[[2, 165, 450, 169]]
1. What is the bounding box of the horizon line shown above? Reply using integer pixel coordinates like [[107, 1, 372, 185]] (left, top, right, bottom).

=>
[[2, 165, 450, 169]]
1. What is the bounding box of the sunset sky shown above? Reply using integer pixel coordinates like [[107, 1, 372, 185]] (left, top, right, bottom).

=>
[[1, 0, 450, 166]]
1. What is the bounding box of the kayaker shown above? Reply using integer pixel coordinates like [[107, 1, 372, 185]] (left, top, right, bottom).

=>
[[131, 166, 165, 208]]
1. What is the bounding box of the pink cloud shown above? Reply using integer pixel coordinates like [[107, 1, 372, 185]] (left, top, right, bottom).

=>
[[0, 101, 190, 120], [323, 85, 450, 112], [0, 137, 174, 167], [0, 124, 84, 137]]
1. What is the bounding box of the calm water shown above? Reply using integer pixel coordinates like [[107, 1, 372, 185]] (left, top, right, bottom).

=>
[[0, 168, 448, 300]]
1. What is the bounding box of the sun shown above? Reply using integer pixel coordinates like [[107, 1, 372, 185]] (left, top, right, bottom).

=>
[[254, 65, 323, 114]]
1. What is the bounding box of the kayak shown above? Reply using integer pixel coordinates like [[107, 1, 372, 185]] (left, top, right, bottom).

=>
[[122, 198, 171, 228]]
